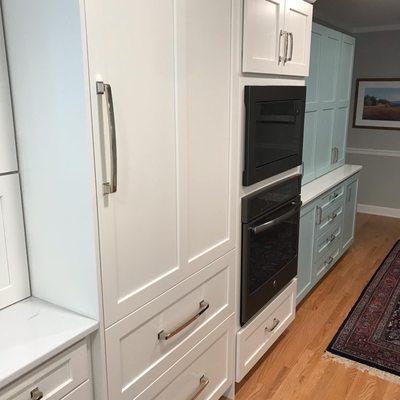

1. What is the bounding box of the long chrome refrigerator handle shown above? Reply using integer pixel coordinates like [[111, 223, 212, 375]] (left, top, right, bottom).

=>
[[287, 32, 294, 62], [158, 300, 210, 341], [189, 375, 210, 400], [97, 81, 118, 195]]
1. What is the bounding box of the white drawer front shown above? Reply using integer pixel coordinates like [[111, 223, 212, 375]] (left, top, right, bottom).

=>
[[62, 381, 91, 400], [136, 316, 234, 400], [106, 251, 235, 400], [236, 279, 297, 382], [0, 341, 89, 400]]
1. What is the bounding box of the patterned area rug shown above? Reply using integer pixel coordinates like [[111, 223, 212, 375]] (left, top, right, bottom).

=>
[[327, 241, 400, 379]]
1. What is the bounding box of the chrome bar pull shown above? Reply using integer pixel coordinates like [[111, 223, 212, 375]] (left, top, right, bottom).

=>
[[279, 30, 287, 64], [329, 212, 338, 222], [316, 206, 322, 225], [31, 388, 44, 400], [158, 300, 210, 341], [287, 32, 294, 62], [189, 375, 210, 400], [265, 318, 280, 332], [97, 81, 118, 195]]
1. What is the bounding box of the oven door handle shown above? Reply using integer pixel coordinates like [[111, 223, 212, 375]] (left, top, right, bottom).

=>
[[250, 204, 301, 235]]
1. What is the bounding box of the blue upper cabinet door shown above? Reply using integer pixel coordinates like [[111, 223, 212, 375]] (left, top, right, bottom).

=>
[[314, 25, 341, 178], [303, 27, 322, 185], [332, 34, 355, 167]]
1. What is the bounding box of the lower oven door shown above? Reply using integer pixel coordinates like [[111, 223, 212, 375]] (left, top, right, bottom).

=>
[[241, 200, 300, 326]]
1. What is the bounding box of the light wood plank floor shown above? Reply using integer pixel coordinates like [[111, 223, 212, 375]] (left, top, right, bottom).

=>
[[235, 213, 400, 400]]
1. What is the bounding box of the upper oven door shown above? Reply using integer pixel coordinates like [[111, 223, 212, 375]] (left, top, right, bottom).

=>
[[241, 199, 300, 325], [243, 86, 306, 186]]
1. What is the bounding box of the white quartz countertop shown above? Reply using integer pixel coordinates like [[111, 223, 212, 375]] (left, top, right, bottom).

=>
[[0, 297, 98, 389], [301, 164, 362, 206]]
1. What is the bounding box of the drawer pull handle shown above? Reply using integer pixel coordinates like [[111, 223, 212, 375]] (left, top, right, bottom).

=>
[[329, 212, 338, 222], [158, 300, 210, 341], [31, 388, 44, 400], [316, 206, 322, 225], [265, 318, 280, 332], [328, 234, 336, 244], [324, 256, 334, 267], [189, 375, 210, 400]]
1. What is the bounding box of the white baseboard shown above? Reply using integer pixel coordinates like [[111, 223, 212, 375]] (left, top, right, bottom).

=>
[[357, 204, 400, 219]]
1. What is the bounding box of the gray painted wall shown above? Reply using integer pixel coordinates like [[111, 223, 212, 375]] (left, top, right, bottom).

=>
[[346, 30, 400, 209]]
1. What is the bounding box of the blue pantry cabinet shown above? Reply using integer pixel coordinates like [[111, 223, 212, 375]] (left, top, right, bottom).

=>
[[302, 24, 355, 185]]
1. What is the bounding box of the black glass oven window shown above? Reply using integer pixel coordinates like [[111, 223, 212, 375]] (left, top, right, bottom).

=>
[[254, 100, 300, 168], [248, 212, 298, 294]]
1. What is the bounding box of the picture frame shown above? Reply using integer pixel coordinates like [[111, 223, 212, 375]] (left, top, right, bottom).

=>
[[353, 78, 400, 130]]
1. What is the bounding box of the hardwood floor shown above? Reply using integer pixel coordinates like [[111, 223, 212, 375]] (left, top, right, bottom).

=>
[[235, 213, 400, 400]]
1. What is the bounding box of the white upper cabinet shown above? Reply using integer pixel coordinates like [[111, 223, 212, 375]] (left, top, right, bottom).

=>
[[283, 0, 313, 76], [0, 174, 30, 310], [242, 0, 313, 76], [85, 0, 237, 326], [0, 13, 17, 174], [242, 0, 285, 74]]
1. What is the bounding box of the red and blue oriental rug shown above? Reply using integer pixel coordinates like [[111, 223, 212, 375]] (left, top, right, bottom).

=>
[[327, 241, 400, 381]]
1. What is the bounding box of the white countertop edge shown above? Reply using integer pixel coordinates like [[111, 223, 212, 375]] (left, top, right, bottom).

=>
[[0, 297, 99, 389], [301, 164, 363, 206]]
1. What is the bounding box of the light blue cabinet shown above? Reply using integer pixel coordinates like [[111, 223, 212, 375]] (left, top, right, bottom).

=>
[[302, 24, 355, 185], [297, 203, 316, 303], [297, 174, 359, 304], [332, 34, 356, 166], [342, 177, 359, 252]]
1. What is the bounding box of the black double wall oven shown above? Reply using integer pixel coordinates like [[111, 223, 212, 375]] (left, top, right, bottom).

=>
[[241, 174, 302, 326], [243, 86, 306, 186]]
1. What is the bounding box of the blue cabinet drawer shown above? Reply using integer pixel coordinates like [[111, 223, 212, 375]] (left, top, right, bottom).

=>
[[314, 222, 343, 262], [315, 198, 344, 238], [313, 242, 341, 282]]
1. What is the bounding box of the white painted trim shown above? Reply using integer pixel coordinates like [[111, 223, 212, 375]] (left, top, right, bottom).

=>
[[347, 147, 400, 158], [352, 24, 400, 34], [358, 204, 400, 219]]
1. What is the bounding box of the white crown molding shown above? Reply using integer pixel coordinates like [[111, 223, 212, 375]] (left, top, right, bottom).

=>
[[352, 24, 400, 34], [358, 204, 400, 219], [347, 147, 400, 158]]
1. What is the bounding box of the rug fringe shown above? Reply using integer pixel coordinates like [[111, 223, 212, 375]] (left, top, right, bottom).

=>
[[323, 352, 400, 384]]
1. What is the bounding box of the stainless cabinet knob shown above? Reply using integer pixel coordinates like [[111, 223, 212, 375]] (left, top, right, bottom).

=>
[[31, 388, 44, 400]]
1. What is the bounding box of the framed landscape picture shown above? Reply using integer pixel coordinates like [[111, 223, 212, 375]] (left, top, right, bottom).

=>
[[353, 78, 400, 130]]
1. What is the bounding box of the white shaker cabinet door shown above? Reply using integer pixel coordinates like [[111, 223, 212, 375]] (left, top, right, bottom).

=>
[[84, 0, 237, 326], [242, 0, 285, 74], [0, 173, 30, 310], [0, 13, 18, 174], [283, 0, 313, 77]]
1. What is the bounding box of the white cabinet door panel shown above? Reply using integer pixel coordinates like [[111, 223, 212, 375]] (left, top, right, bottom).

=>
[[0, 14, 17, 174], [242, 0, 285, 74], [85, 0, 237, 326], [0, 173, 30, 310], [176, 0, 236, 269], [85, 0, 180, 326], [283, 0, 313, 76]]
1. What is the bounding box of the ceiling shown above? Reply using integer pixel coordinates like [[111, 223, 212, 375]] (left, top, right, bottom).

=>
[[313, 0, 400, 32]]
